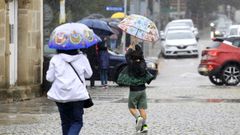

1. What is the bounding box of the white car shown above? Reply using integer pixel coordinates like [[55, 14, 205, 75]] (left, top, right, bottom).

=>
[[227, 25, 240, 37], [165, 25, 192, 34], [171, 19, 199, 40], [161, 30, 198, 57]]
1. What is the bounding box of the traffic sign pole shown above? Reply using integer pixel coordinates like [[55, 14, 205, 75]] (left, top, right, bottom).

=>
[[122, 0, 127, 54]]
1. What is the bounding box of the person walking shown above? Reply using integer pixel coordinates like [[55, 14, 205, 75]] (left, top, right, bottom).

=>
[[125, 42, 149, 133], [86, 45, 98, 88], [46, 49, 92, 135], [98, 37, 110, 88], [109, 33, 118, 50]]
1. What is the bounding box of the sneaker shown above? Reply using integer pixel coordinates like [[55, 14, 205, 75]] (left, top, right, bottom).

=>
[[136, 116, 143, 132], [140, 124, 148, 133]]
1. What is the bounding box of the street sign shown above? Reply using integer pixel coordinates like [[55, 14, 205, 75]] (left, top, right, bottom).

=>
[[106, 6, 124, 12]]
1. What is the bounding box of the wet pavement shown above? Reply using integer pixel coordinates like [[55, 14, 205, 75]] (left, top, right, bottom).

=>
[[1, 36, 240, 135]]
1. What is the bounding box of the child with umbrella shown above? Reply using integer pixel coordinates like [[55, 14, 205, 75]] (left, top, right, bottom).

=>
[[117, 14, 159, 133]]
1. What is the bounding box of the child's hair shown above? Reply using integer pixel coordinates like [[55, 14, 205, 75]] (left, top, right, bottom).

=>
[[135, 44, 142, 51], [56, 49, 79, 55]]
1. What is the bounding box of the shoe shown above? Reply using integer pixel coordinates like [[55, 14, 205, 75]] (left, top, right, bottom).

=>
[[140, 124, 148, 133], [135, 116, 143, 132]]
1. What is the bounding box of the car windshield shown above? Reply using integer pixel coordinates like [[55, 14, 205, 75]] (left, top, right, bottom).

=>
[[168, 27, 190, 31], [230, 28, 238, 35], [44, 45, 56, 54], [169, 22, 188, 27], [166, 32, 194, 40]]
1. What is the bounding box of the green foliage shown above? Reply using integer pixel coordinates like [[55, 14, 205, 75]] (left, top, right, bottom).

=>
[[186, 0, 240, 15], [65, 0, 123, 21]]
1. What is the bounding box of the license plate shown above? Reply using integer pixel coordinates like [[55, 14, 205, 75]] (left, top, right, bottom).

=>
[[177, 52, 187, 55]]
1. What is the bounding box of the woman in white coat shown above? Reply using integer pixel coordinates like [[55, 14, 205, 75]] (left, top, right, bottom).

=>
[[46, 49, 92, 135]]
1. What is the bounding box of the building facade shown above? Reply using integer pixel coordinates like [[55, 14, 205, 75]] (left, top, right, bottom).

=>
[[0, 0, 43, 102], [169, 0, 187, 19]]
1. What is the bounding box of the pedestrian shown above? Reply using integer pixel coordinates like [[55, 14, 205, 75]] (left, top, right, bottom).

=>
[[86, 45, 98, 88], [98, 37, 110, 88], [46, 49, 92, 135], [109, 33, 118, 50], [125, 41, 149, 133]]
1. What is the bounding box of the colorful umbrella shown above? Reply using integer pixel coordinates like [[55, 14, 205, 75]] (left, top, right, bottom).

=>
[[111, 12, 126, 19], [118, 14, 159, 42], [48, 23, 101, 50]]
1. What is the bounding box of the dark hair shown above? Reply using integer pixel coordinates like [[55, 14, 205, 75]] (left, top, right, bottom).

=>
[[56, 49, 79, 55], [135, 44, 142, 51]]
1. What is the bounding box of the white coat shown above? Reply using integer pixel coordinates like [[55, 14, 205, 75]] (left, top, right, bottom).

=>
[[46, 52, 92, 103]]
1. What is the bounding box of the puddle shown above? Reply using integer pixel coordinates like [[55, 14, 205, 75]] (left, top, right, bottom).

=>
[[114, 98, 240, 103]]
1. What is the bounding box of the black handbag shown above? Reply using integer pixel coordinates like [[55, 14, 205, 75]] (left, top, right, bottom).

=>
[[68, 62, 94, 108]]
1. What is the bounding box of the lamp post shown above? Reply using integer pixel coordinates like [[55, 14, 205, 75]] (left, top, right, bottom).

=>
[[227, 5, 231, 19], [121, 0, 127, 53]]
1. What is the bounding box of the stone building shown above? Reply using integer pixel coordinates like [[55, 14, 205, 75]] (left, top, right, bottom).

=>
[[0, 0, 43, 102]]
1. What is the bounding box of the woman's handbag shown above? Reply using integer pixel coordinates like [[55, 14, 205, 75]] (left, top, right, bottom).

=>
[[68, 62, 94, 108], [83, 95, 94, 108]]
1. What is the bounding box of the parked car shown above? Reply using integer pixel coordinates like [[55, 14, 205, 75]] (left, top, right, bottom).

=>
[[227, 25, 240, 37], [210, 15, 232, 38], [42, 48, 158, 90], [165, 25, 192, 34], [171, 19, 199, 40], [161, 30, 198, 58], [198, 37, 240, 86]]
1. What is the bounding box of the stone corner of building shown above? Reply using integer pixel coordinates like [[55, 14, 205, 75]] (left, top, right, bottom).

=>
[[0, 84, 43, 103]]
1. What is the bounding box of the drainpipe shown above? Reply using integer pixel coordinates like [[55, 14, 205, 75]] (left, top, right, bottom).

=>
[[8, 0, 18, 86], [59, 0, 66, 24], [40, 0, 43, 84]]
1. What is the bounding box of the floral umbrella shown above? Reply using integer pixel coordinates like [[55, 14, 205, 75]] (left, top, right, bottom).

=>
[[118, 14, 159, 42], [48, 23, 101, 50]]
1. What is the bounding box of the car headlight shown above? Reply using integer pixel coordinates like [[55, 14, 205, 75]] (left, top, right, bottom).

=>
[[146, 62, 157, 69], [165, 45, 173, 49], [215, 31, 220, 35]]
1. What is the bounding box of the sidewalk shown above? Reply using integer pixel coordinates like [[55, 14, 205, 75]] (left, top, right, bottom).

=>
[[0, 42, 162, 135]]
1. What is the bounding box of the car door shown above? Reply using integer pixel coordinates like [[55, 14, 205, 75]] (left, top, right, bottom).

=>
[[232, 39, 240, 62]]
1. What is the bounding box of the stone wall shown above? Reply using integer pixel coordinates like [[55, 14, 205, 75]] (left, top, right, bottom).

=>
[[0, 1, 9, 88], [18, 0, 42, 85], [0, 0, 43, 102]]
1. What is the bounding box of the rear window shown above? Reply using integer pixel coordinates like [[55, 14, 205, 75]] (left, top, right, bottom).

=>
[[230, 28, 238, 35]]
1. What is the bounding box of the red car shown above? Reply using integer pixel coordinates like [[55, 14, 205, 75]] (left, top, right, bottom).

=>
[[198, 37, 240, 86]]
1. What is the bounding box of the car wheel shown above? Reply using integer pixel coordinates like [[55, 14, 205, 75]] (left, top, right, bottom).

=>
[[208, 75, 224, 86], [222, 64, 240, 86]]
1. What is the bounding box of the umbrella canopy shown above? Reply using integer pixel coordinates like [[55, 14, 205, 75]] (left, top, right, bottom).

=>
[[118, 14, 159, 42], [82, 13, 105, 19], [111, 12, 126, 19], [48, 23, 101, 50], [79, 19, 114, 36]]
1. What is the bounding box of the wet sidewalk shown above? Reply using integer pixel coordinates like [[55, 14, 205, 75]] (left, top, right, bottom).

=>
[[0, 42, 163, 134]]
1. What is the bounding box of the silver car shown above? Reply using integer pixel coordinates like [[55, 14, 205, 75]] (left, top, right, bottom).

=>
[[161, 30, 199, 57]]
